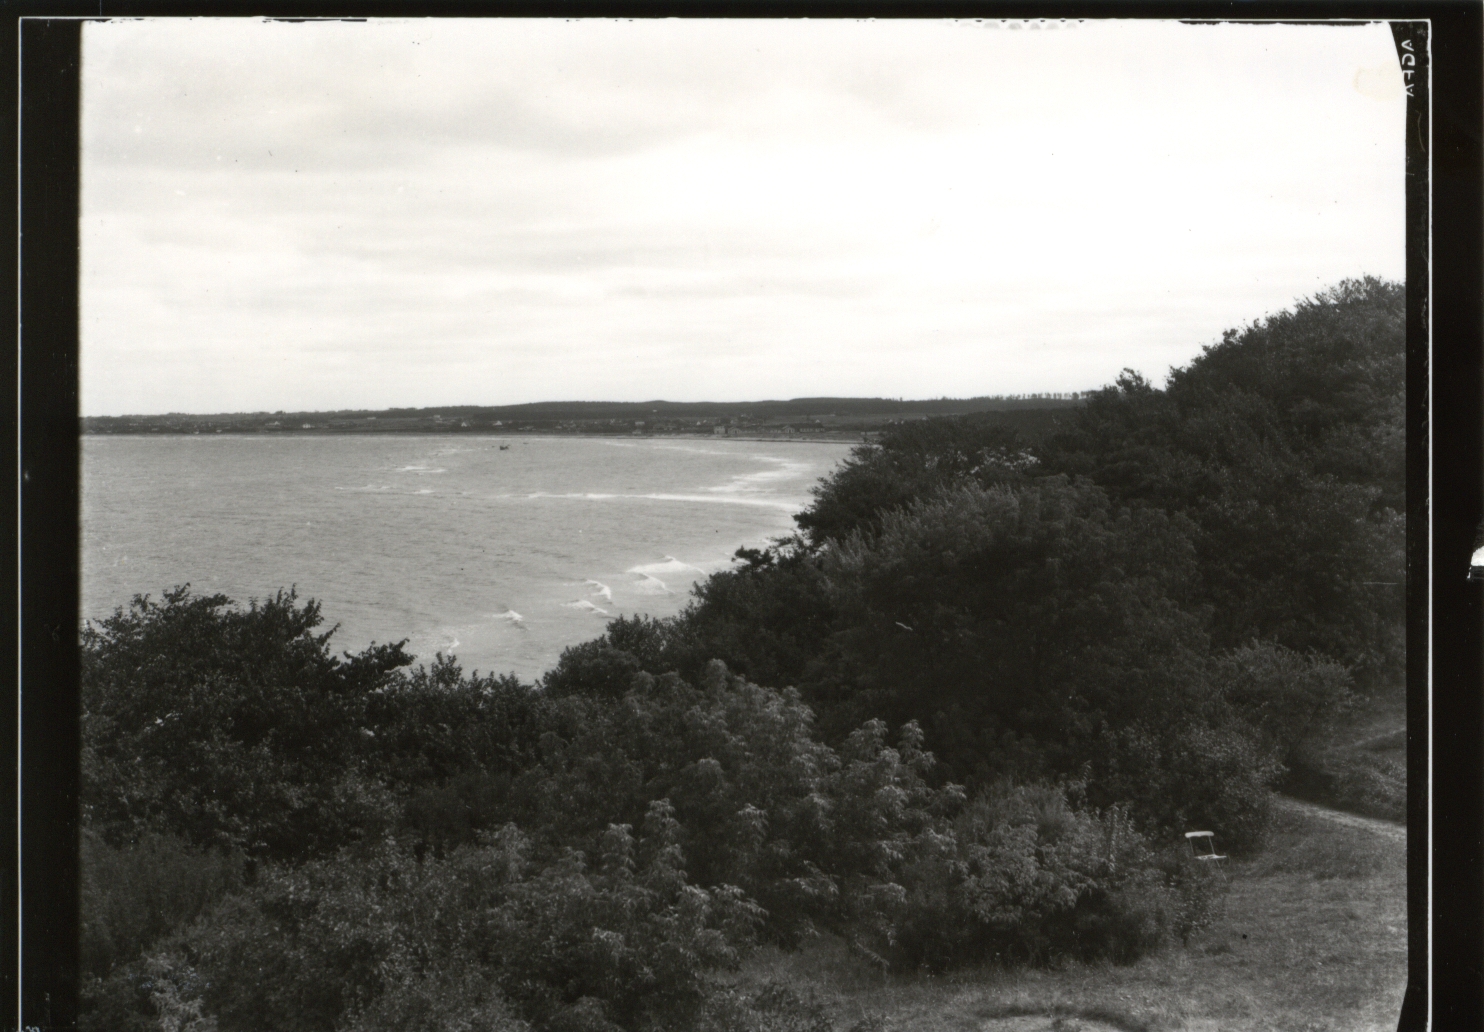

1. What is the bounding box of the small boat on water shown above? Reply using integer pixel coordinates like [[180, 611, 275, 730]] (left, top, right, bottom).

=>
[[499, 444, 510, 450]]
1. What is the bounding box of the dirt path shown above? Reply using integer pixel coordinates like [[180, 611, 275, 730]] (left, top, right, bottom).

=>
[[1274, 794, 1406, 844]]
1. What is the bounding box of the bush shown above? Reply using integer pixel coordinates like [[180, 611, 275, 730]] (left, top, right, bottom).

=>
[[795, 416, 1033, 546], [517, 661, 967, 948], [342, 968, 530, 1032], [80, 829, 245, 980], [693, 981, 835, 1032], [1214, 641, 1355, 767], [79, 964, 163, 1032], [82, 586, 412, 859], [173, 807, 764, 1032], [1096, 719, 1281, 853], [889, 781, 1223, 970], [1040, 279, 1405, 682]]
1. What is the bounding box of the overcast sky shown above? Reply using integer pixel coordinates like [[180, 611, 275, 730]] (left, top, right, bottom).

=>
[[80, 18, 1407, 416]]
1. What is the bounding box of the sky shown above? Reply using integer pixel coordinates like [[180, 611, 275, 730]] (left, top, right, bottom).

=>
[[80, 18, 1408, 416]]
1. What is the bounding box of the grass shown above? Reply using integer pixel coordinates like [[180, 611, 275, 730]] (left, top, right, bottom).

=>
[[730, 800, 1406, 1032]]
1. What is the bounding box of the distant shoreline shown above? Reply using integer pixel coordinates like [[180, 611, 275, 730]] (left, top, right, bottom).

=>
[[81, 429, 875, 445]]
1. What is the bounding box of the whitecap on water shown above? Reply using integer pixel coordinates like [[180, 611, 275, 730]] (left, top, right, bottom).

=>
[[626, 556, 707, 595], [584, 580, 614, 603], [563, 599, 610, 616], [630, 556, 703, 577]]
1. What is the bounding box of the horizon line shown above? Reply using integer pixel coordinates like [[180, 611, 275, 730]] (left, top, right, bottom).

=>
[[80, 392, 1093, 421]]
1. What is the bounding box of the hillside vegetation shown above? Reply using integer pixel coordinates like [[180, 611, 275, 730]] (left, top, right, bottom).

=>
[[79, 279, 1405, 1032]]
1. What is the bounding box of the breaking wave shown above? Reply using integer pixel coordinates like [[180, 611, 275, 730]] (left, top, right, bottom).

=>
[[625, 556, 708, 595], [563, 599, 611, 616]]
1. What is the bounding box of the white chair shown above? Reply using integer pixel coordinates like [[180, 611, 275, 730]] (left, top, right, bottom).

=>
[[1185, 830, 1227, 878]]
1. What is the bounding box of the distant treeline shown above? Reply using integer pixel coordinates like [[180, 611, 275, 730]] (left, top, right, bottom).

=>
[[81, 394, 1083, 435], [78, 279, 1402, 1032]]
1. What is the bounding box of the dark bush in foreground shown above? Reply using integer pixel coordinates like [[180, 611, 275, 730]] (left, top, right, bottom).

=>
[[82, 587, 413, 859], [80, 829, 244, 981], [159, 808, 766, 1032], [889, 781, 1225, 971]]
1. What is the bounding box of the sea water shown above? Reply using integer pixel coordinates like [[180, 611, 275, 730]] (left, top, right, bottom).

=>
[[81, 434, 855, 681]]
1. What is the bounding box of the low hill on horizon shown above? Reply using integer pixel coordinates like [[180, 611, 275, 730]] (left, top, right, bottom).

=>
[[82, 394, 1083, 436]]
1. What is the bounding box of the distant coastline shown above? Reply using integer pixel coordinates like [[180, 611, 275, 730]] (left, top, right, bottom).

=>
[[84, 429, 877, 445], [80, 395, 1084, 440]]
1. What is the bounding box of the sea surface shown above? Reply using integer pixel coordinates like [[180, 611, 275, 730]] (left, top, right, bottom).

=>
[[81, 434, 855, 681]]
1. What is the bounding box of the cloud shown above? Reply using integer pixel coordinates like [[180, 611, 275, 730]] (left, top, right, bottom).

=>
[[81, 18, 1406, 415]]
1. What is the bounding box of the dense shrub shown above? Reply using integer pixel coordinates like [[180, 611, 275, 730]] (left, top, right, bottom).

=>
[[80, 829, 244, 980], [1095, 719, 1281, 852], [363, 655, 551, 787], [669, 545, 840, 691], [342, 968, 531, 1032], [168, 808, 764, 1032], [888, 781, 1224, 970], [811, 478, 1211, 757], [1039, 278, 1405, 683], [518, 659, 967, 946], [1213, 641, 1355, 767], [795, 416, 1036, 546], [82, 587, 412, 859]]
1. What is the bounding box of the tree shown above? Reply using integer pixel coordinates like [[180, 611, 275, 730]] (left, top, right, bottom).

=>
[[795, 416, 1035, 546], [1039, 278, 1405, 684], [809, 478, 1213, 784], [82, 586, 412, 859]]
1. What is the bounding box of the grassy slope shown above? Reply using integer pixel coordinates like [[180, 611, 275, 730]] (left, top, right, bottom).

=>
[[1285, 691, 1407, 822], [732, 799, 1405, 1032]]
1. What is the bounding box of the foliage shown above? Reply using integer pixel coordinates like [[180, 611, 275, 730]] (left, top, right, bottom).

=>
[[80, 829, 244, 980], [679, 477, 1281, 849], [1095, 718, 1281, 853], [169, 810, 764, 1032], [82, 586, 412, 859], [363, 654, 550, 787], [1213, 641, 1355, 767], [520, 659, 967, 946], [810, 478, 1212, 769], [889, 781, 1225, 971], [795, 417, 1037, 546], [341, 968, 531, 1032], [1039, 278, 1405, 683], [671, 545, 840, 691]]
